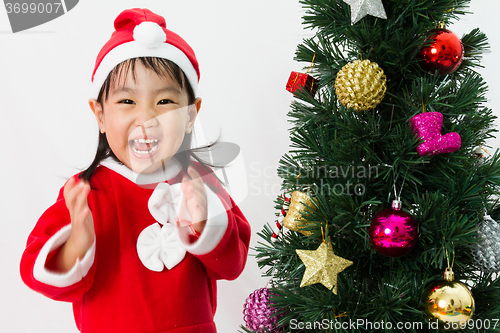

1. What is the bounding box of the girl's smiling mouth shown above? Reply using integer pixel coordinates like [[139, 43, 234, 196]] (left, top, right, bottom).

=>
[[130, 138, 159, 155]]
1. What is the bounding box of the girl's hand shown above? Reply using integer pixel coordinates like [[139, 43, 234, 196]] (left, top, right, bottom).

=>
[[181, 166, 207, 234], [47, 177, 95, 272], [64, 177, 95, 256]]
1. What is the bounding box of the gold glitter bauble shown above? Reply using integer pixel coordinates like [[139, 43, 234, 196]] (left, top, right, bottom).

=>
[[335, 59, 387, 112], [282, 191, 317, 236], [296, 239, 353, 294], [423, 268, 475, 331]]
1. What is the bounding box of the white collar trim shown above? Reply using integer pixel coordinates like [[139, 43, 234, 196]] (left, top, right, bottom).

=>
[[100, 157, 183, 185]]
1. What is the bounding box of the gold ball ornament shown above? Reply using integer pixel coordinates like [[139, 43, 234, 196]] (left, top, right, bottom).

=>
[[423, 268, 475, 331], [282, 191, 317, 236], [335, 59, 387, 112]]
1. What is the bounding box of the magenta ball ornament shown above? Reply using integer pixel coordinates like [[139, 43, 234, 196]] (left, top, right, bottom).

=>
[[369, 200, 418, 257], [243, 288, 281, 333]]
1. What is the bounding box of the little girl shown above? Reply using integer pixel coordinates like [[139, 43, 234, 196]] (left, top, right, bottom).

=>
[[20, 8, 250, 333]]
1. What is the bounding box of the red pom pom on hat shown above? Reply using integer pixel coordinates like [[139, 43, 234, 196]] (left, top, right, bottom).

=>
[[91, 8, 200, 98]]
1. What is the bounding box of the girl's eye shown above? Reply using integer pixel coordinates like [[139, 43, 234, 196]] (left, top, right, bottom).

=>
[[158, 99, 174, 105], [119, 99, 135, 104]]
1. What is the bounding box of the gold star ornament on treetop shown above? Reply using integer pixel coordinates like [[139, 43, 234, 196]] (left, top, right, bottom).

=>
[[343, 0, 387, 24], [296, 239, 353, 294]]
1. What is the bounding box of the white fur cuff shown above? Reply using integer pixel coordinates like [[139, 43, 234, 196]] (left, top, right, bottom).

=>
[[177, 185, 228, 255], [33, 224, 96, 288]]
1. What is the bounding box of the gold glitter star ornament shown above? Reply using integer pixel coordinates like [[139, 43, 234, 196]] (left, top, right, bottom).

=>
[[296, 239, 353, 294], [343, 0, 387, 24]]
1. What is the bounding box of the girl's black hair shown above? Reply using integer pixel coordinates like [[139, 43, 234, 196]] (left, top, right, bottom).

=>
[[79, 57, 223, 183]]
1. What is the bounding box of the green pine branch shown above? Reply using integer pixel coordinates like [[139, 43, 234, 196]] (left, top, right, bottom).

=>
[[248, 0, 500, 332]]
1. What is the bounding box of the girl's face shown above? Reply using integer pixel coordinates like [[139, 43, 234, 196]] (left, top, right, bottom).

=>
[[89, 62, 201, 174]]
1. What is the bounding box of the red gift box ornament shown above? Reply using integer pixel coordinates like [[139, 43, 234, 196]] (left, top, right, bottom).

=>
[[286, 52, 319, 97], [286, 71, 319, 97]]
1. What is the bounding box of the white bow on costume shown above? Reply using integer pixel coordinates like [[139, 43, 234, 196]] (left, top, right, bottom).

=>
[[136, 183, 192, 272]]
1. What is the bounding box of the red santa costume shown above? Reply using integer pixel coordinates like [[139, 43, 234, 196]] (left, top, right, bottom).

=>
[[20, 8, 251, 333], [20, 157, 250, 333]]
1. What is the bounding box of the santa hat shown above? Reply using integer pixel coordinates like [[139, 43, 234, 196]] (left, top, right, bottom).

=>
[[91, 8, 200, 98]]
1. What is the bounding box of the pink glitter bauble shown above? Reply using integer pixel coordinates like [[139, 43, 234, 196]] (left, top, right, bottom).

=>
[[369, 207, 418, 257], [243, 288, 280, 333], [410, 112, 461, 156]]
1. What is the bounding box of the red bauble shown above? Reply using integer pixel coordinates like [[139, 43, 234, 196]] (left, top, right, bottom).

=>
[[417, 29, 464, 75], [369, 201, 418, 257]]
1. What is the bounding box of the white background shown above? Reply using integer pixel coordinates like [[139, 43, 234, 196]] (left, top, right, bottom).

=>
[[0, 0, 498, 332]]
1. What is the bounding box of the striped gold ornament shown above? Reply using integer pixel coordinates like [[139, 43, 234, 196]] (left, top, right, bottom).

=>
[[282, 191, 317, 236]]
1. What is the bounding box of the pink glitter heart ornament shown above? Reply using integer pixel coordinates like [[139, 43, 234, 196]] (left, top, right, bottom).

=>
[[410, 112, 461, 156]]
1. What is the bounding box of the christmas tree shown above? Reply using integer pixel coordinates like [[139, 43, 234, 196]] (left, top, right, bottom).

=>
[[242, 0, 500, 332]]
